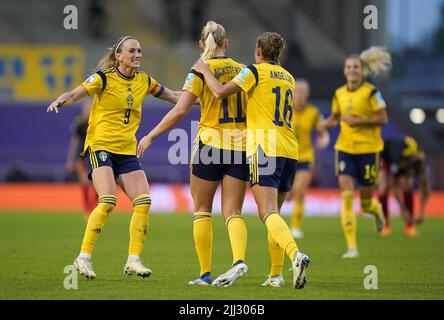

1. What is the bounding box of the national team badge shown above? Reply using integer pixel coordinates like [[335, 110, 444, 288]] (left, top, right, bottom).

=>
[[339, 161, 346, 172], [99, 151, 108, 162], [127, 94, 134, 108], [85, 74, 96, 83]]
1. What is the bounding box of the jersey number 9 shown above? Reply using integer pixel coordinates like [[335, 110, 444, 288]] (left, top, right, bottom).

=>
[[124, 108, 131, 124]]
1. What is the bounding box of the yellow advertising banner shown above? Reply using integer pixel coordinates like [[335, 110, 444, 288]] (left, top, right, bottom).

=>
[[0, 46, 85, 101]]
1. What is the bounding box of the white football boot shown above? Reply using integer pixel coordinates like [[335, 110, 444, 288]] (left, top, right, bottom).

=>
[[261, 275, 285, 288], [188, 272, 213, 286], [212, 262, 248, 287], [292, 251, 310, 289], [342, 248, 359, 258], [124, 258, 152, 278], [73, 256, 96, 279]]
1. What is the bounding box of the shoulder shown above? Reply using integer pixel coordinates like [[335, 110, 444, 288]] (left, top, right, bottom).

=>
[[363, 81, 381, 96], [334, 84, 348, 97], [188, 67, 204, 82], [100, 67, 116, 74], [307, 103, 320, 114]]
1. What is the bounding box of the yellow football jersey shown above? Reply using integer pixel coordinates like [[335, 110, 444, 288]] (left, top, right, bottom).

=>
[[332, 81, 386, 154], [81, 67, 164, 156], [232, 63, 298, 159], [292, 103, 322, 162], [183, 57, 247, 151]]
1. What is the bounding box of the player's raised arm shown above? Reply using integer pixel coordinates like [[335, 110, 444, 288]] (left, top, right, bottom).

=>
[[137, 91, 197, 158], [156, 87, 183, 104], [194, 61, 241, 99], [47, 85, 88, 113]]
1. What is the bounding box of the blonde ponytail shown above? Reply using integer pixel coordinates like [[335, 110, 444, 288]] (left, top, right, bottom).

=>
[[200, 21, 226, 62], [360, 46, 392, 77], [95, 48, 117, 71]]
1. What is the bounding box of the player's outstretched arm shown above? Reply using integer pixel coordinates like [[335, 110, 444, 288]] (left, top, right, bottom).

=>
[[137, 91, 197, 158], [320, 113, 340, 131], [342, 108, 388, 127], [157, 88, 183, 104], [194, 61, 241, 99], [47, 85, 88, 113]]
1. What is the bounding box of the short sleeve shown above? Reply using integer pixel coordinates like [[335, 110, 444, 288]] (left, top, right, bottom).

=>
[[182, 69, 203, 97], [147, 76, 165, 97], [370, 89, 387, 111], [232, 65, 258, 93], [81, 73, 103, 96], [331, 93, 340, 115]]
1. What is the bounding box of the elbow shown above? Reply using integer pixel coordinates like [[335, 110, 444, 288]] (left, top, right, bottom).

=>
[[175, 107, 189, 119]]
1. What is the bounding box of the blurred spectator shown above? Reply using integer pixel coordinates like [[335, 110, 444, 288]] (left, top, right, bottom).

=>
[[88, 0, 107, 39], [162, 0, 183, 41], [190, 1, 208, 40], [66, 97, 97, 218], [5, 164, 29, 182], [378, 136, 431, 237]]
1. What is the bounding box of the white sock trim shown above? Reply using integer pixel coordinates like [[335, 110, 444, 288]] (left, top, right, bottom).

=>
[[79, 252, 91, 259], [127, 254, 140, 262]]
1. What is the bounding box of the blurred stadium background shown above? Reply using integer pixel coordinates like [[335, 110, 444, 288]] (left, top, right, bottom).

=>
[[1, 0, 444, 216]]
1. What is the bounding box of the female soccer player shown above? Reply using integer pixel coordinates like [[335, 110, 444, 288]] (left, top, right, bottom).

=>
[[137, 21, 249, 287], [288, 79, 329, 239], [47, 36, 182, 279], [321, 47, 391, 258], [194, 32, 310, 289], [378, 136, 430, 237]]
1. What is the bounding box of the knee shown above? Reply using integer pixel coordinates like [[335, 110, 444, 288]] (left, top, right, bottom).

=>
[[223, 208, 242, 220], [225, 212, 243, 225]]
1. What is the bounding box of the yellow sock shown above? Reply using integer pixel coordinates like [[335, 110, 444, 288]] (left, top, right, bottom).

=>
[[226, 215, 247, 265], [291, 198, 304, 230], [267, 231, 284, 276], [361, 198, 382, 217], [193, 212, 212, 276], [80, 195, 116, 254], [264, 212, 299, 262], [128, 194, 151, 256], [341, 191, 357, 249]]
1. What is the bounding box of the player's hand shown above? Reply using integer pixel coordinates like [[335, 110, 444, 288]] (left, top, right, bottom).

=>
[[137, 135, 154, 158], [315, 134, 330, 150], [194, 60, 210, 74], [342, 115, 360, 127], [47, 98, 65, 113]]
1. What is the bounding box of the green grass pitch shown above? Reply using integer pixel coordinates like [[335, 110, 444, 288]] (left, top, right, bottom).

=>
[[0, 212, 443, 300]]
